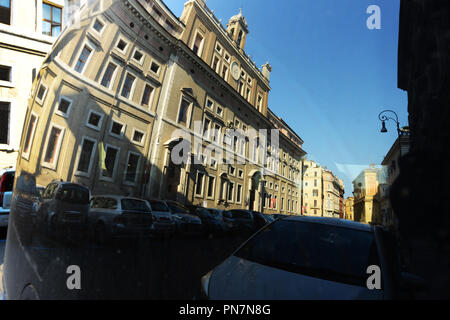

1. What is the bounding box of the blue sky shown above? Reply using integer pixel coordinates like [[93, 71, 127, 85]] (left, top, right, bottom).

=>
[[164, 0, 407, 197]]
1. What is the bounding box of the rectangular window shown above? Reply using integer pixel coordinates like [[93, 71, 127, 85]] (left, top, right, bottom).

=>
[[43, 125, 64, 168], [150, 61, 160, 74], [0, 102, 10, 144], [212, 56, 220, 73], [141, 84, 154, 107], [0, 0, 11, 25], [212, 123, 221, 143], [22, 112, 38, 158], [0, 65, 11, 82], [76, 137, 96, 175], [93, 18, 104, 33], [236, 184, 242, 203], [36, 83, 48, 105], [227, 181, 234, 202], [203, 117, 211, 139], [74, 45, 92, 73], [220, 177, 227, 200], [132, 129, 145, 145], [216, 106, 223, 117], [86, 110, 103, 131], [121, 73, 136, 99], [101, 145, 119, 180], [192, 32, 204, 56], [125, 152, 140, 183], [195, 171, 205, 196], [221, 65, 228, 80], [100, 62, 117, 89], [55, 96, 72, 117], [42, 2, 62, 37], [132, 49, 144, 64], [207, 176, 215, 198], [110, 120, 125, 138], [177, 98, 190, 125], [116, 39, 128, 52]]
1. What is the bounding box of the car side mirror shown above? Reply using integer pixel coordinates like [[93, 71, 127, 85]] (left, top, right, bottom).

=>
[[399, 272, 427, 292]]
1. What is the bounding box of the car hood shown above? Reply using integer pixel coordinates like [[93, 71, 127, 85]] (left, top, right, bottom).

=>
[[207, 255, 384, 300]]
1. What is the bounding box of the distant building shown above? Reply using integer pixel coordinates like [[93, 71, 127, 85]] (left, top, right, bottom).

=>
[[0, 0, 82, 169], [322, 169, 343, 218], [301, 159, 322, 216], [344, 196, 354, 221], [352, 165, 386, 224]]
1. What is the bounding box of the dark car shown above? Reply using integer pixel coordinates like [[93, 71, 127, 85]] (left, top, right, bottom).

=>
[[201, 216, 425, 299], [36, 181, 90, 240], [226, 209, 268, 235], [188, 205, 223, 234], [163, 200, 203, 236]]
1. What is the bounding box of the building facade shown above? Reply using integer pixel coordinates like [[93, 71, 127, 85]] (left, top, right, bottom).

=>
[[301, 159, 322, 216], [352, 165, 386, 224], [322, 169, 343, 218], [16, 0, 306, 213], [344, 196, 354, 221], [0, 0, 83, 169]]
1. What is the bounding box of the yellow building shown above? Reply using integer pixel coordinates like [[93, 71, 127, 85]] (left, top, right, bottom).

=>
[[344, 196, 354, 221], [0, 0, 81, 169], [352, 165, 386, 224], [322, 169, 343, 218], [16, 0, 306, 213]]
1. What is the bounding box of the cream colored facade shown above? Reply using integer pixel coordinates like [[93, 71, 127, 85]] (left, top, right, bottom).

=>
[[0, 0, 82, 169], [301, 159, 322, 216], [16, 0, 306, 213], [352, 165, 386, 224], [322, 169, 342, 218]]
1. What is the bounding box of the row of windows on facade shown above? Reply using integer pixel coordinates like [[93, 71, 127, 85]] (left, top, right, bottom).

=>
[[193, 170, 298, 213], [24, 85, 145, 185]]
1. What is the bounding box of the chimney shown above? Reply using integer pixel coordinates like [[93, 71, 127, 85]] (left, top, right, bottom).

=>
[[262, 62, 272, 81]]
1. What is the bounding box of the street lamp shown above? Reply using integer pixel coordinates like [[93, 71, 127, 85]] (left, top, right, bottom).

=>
[[378, 110, 401, 136]]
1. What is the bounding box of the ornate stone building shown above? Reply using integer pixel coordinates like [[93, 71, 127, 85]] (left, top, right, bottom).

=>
[[16, 0, 306, 213]]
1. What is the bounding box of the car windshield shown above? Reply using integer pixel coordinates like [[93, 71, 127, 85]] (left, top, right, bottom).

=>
[[57, 185, 89, 204], [121, 199, 150, 212], [149, 201, 169, 212], [90, 197, 118, 209], [234, 220, 379, 287]]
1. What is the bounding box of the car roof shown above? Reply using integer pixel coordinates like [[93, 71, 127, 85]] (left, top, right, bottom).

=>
[[91, 195, 146, 201], [0, 167, 15, 175], [280, 215, 372, 232]]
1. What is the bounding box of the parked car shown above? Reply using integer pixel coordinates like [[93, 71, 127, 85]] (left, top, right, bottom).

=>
[[188, 206, 224, 234], [36, 181, 90, 240], [206, 208, 233, 233], [251, 211, 274, 229], [226, 209, 268, 234], [89, 195, 153, 244], [201, 216, 425, 299], [147, 199, 176, 236], [163, 200, 203, 236], [0, 167, 15, 228]]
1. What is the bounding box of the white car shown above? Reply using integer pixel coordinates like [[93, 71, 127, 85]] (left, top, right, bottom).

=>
[[201, 216, 424, 299], [89, 195, 154, 243]]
